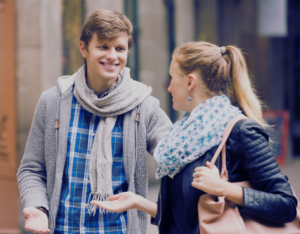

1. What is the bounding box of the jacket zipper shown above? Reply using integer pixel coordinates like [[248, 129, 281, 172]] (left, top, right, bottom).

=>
[[158, 187, 162, 229]]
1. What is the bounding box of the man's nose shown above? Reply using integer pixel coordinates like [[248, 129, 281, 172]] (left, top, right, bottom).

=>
[[106, 48, 117, 60]]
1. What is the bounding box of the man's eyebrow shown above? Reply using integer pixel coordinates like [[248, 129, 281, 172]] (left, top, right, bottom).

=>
[[116, 44, 127, 47]]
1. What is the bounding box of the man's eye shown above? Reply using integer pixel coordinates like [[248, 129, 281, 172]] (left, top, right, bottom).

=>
[[117, 47, 125, 51], [99, 46, 107, 49]]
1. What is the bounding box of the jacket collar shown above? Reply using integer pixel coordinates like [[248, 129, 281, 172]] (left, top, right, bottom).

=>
[[57, 73, 77, 95]]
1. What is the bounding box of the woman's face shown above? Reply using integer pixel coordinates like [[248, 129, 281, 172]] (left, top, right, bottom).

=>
[[168, 59, 189, 111]]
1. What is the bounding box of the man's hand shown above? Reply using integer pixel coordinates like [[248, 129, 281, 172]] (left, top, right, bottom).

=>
[[23, 207, 50, 234]]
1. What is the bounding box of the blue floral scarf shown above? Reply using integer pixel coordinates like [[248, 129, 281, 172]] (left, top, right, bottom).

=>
[[153, 95, 242, 179]]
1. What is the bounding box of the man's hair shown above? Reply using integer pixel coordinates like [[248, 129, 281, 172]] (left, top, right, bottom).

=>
[[80, 9, 133, 51]]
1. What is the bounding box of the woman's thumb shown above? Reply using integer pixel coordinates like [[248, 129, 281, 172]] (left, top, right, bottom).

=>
[[206, 161, 214, 169], [109, 194, 120, 201]]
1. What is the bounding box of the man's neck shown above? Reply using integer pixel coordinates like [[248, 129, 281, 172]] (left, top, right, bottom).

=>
[[85, 67, 117, 97]]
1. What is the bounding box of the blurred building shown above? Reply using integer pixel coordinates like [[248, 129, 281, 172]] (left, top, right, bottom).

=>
[[0, 0, 299, 233]]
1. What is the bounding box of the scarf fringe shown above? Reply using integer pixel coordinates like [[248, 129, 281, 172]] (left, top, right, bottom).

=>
[[88, 193, 111, 216]]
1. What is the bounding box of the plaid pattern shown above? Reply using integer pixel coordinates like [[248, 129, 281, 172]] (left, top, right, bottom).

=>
[[55, 92, 128, 234]]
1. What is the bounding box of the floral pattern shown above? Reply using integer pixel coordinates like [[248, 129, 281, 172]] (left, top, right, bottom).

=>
[[153, 95, 242, 179]]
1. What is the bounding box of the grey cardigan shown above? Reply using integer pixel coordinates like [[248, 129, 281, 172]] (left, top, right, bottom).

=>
[[17, 74, 172, 234]]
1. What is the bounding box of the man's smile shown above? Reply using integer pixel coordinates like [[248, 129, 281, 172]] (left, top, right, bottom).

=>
[[100, 62, 119, 70]]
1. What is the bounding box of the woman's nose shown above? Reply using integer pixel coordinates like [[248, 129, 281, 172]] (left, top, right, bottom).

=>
[[167, 85, 171, 93]]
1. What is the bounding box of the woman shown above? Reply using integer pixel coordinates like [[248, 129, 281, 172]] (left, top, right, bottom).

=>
[[91, 41, 297, 233]]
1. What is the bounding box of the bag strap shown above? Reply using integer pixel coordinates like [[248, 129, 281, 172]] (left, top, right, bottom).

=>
[[210, 115, 248, 181]]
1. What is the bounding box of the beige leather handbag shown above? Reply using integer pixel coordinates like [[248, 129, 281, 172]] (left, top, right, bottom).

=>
[[198, 115, 300, 234]]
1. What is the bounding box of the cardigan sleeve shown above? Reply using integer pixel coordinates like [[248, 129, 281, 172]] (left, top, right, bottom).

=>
[[237, 120, 298, 224], [17, 92, 49, 210], [145, 97, 172, 155]]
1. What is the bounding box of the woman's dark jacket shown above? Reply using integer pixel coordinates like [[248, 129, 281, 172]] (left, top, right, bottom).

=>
[[151, 119, 298, 234]]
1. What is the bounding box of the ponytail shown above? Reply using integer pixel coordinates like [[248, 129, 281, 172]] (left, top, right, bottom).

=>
[[225, 46, 267, 129]]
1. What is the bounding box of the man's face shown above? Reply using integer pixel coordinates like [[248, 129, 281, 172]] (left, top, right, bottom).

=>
[[80, 32, 129, 81]]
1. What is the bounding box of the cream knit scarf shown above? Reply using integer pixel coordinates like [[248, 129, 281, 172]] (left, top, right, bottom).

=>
[[74, 65, 152, 215]]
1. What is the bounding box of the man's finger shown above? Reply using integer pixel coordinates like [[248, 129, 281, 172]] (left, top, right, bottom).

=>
[[25, 223, 33, 231], [23, 208, 31, 217], [41, 227, 50, 234]]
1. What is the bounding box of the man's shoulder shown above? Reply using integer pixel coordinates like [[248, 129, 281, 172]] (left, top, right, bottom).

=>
[[40, 73, 75, 103], [40, 86, 60, 104], [140, 95, 160, 109]]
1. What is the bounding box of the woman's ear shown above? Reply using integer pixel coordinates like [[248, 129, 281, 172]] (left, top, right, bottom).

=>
[[187, 73, 197, 92]]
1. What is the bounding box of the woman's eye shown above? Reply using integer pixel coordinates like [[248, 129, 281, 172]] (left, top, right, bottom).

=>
[[99, 46, 107, 49], [117, 47, 124, 51]]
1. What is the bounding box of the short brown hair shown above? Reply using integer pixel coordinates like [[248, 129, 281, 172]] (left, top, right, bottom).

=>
[[80, 9, 133, 50]]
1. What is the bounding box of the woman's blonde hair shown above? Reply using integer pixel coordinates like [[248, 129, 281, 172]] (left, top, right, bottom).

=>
[[173, 41, 268, 129]]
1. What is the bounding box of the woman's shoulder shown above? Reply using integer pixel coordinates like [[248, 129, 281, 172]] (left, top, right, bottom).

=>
[[230, 118, 280, 178], [230, 118, 269, 142]]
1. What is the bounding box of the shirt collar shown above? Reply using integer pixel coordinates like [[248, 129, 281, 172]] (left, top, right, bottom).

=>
[[88, 76, 121, 99]]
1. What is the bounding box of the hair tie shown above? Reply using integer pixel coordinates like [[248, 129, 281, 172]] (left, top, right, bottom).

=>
[[220, 46, 226, 55]]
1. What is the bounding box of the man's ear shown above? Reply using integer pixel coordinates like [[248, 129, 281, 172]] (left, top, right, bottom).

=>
[[187, 73, 197, 92], [79, 41, 87, 58]]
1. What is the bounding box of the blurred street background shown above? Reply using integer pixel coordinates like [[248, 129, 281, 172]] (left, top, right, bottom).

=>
[[0, 0, 299, 233]]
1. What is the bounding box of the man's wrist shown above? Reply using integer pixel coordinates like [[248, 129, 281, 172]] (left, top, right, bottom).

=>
[[35, 206, 49, 219]]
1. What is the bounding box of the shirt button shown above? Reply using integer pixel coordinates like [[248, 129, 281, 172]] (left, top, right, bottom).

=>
[[87, 179, 90, 183], [91, 132, 95, 136]]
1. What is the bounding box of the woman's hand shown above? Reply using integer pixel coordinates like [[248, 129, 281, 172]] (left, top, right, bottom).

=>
[[91, 191, 158, 218], [191, 161, 226, 196], [91, 192, 138, 213], [192, 161, 244, 206]]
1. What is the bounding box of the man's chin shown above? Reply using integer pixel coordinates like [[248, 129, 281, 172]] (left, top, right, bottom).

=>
[[98, 72, 120, 81]]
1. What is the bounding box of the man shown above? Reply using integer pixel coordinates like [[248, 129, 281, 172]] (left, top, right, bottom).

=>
[[17, 9, 172, 234]]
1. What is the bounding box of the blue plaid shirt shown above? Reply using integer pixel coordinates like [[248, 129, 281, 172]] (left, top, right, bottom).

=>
[[55, 91, 128, 234]]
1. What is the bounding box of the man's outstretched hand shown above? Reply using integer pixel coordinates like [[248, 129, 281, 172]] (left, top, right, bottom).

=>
[[23, 207, 50, 234]]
